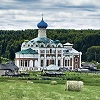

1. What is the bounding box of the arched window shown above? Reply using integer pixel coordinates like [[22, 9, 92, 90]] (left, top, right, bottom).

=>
[[47, 45, 50, 47], [65, 60, 67, 66], [21, 60, 23, 66], [28, 44, 30, 47], [51, 60, 54, 64], [75, 58, 78, 62], [58, 45, 61, 47], [68, 60, 69, 66], [75, 64, 78, 69], [47, 60, 49, 66], [58, 60, 60, 66], [23, 45, 25, 47], [41, 45, 44, 47], [50, 49, 52, 53], [57, 44, 62, 47], [36, 45, 38, 47], [25, 60, 27, 67], [31, 45, 33, 47], [51, 44, 56, 48]]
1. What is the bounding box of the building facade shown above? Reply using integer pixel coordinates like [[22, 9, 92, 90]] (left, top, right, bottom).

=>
[[15, 17, 82, 71]]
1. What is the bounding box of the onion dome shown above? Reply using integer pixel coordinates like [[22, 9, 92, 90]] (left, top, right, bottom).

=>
[[37, 16, 48, 28]]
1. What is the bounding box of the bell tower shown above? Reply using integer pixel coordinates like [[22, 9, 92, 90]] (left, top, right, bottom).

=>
[[37, 14, 48, 38]]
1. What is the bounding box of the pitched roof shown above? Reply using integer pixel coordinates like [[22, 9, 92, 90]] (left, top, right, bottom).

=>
[[81, 63, 96, 68], [29, 37, 54, 44], [63, 42, 73, 46], [16, 48, 38, 54], [0, 62, 19, 71]]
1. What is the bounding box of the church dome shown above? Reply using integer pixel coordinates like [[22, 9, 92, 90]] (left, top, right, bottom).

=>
[[37, 18, 48, 28]]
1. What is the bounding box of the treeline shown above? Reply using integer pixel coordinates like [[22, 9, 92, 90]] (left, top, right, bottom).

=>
[[0, 29, 100, 62]]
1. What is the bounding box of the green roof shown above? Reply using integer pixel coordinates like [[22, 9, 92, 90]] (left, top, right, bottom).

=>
[[16, 48, 38, 54]]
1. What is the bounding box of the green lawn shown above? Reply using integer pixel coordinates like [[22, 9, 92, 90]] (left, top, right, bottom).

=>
[[0, 80, 100, 100]]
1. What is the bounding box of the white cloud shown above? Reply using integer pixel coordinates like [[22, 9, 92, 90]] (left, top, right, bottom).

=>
[[0, 0, 99, 30]]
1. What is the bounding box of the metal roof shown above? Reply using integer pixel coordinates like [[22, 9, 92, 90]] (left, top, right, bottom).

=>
[[37, 19, 48, 28], [16, 48, 38, 54], [63, 42, 73, 46]]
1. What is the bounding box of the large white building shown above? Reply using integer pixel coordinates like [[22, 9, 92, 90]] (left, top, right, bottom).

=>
[[15, 17, 82, 71]]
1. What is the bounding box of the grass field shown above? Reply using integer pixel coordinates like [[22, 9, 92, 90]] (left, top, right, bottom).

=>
[[0, 79, 100, 100]]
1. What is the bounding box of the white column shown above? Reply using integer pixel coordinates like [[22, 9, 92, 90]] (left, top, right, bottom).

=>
[[17, 60, 19, 67], [68, 59, 69, 67], [56, 57, 58, 66], [55, 48, 58, 66], [44, 48, 46, 67], [38, 49, 41, 70], [61, 49, 63, 67], [69, 59, 70, 67], [72, 54, 74, 70], [65, 58, 66, 67], [63, 58, 65, 67], [18, 60, 20, 67], [61, 58, 63, 68]]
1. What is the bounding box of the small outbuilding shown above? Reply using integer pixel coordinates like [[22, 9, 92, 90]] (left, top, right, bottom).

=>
[[0, 62, 19, 76], [81, 62, 97, 71]]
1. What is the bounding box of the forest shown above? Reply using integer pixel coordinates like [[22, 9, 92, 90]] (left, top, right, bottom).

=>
[[0, 29, 100, 62]]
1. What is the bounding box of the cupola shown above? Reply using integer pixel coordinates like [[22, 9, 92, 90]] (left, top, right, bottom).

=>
[[37, 14, 48, 28]]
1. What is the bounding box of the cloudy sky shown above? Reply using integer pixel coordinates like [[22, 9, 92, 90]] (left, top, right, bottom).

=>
[[0, 0, 100, 30]]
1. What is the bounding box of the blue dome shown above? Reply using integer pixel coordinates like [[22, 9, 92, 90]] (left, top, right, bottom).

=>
[[37, 19, 48, 28]]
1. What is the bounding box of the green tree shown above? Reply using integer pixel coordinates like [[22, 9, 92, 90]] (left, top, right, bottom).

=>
[[86, 46, 100, 62]]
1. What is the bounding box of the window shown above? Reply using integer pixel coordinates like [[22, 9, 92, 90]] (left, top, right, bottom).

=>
[[52, 45, 55, 47], [25, 60, 27, 67], [47, 45, 50, 47], [66, 50, 69, 52], [52, 60, 54, 64], [68, 60, 69, 66], [75, 58, 78, 62], [75, 64, 78, 69], [58, 60, 60, 66], [33, 61, 34, 67], [47, 60, 49, 66], [28, 44, 30, 47], [58, 50, 61, 53], [35, 45, 38, 47], [41, 60, 44, 67], [41, 45, 44, 47], [41, 50, 44, 53], [21, 60, 23, 66], [58, 45, 61, 47], [28, 60, 29, 67], [53, 50, 55, 53], [46, 50, 49, 53], [50, 49, 52, 53], [65, 60, 67, 66], [31, 45, 33, 47]]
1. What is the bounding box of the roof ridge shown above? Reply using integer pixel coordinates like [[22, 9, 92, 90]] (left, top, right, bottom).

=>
[[16, 48, 38, 54]]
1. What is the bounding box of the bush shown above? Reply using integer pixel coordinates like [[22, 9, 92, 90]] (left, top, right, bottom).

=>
[[65, 81, 83, 91], [50, 81, 57, 85]]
